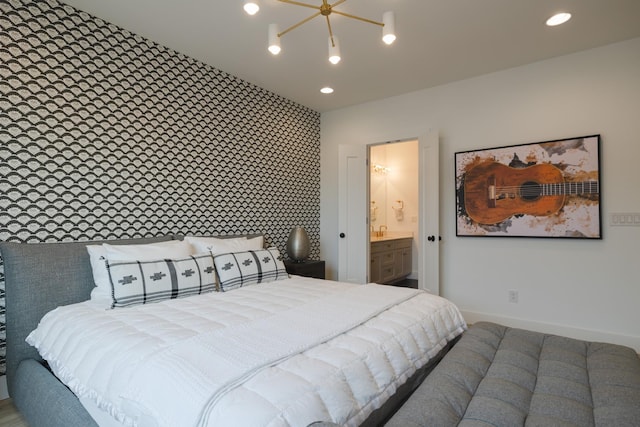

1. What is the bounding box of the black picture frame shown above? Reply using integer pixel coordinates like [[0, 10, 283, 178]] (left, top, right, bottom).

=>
[[455, 134, 601, 238]]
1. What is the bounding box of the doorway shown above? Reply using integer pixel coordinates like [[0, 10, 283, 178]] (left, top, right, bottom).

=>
[[369, 140, 419, 287], [337, 129, 439, 294]]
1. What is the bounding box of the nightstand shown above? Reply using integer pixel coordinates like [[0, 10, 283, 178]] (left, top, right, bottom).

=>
[[284, 260, 325, 279]]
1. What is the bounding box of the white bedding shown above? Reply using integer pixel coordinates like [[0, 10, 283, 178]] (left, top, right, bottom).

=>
[[27, 277, 466, 427]]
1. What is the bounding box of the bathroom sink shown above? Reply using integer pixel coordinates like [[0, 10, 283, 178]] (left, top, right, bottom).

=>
[[370, 232, 413, 242]]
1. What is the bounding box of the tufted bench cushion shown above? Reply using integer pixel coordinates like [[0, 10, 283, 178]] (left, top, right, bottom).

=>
[[386, 322, 640, 427]]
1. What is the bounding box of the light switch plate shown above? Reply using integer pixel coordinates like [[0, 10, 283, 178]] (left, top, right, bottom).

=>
[[610, 212, 640, 226]]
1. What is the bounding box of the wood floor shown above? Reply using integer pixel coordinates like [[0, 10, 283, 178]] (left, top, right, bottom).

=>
[[0, 399, 27, 427]]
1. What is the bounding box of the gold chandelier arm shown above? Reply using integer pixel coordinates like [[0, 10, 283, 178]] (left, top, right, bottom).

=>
[[331, 10, 383, 26], [278, 11, 323, 37], [277, 0, 321, 11], [326, 15, 335, 44], [329, 0, 348, 8]]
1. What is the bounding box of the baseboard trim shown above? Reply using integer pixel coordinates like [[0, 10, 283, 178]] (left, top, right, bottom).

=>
[[461, 310, 640, 353]]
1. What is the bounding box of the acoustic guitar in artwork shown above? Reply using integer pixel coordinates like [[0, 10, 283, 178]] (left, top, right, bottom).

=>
[[463, 161, 599, 225]]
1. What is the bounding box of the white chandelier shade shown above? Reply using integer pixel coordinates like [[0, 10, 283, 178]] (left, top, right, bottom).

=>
[[328, 36, 341, 65], [382, 11, 396, 45], [268, 23, 281, 55]]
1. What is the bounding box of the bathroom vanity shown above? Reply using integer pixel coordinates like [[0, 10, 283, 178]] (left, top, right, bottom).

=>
[[370, 235, 413, 284]]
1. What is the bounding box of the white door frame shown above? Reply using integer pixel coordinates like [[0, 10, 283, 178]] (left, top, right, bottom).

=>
[[338, 130, 439, 292]]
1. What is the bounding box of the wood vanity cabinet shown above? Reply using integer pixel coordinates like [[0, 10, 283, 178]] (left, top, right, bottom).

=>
[[370, 237, 412, 284]]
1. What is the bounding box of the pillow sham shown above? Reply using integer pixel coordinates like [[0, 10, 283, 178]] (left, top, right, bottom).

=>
[[102, 240, 192, 260], [186, 235, 264, 255], [88, 240, 192, 302], [213, 247, 288, 292], [106, 253, 216, 308]]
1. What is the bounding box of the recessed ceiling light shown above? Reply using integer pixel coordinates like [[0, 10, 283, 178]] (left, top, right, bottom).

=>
[[546, 12, 571, 26], [320, 87, 334, 94], [243, 1, 259, 16]]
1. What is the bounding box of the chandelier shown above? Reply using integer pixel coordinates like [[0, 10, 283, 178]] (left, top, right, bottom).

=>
[[243, 0, 396, 65]]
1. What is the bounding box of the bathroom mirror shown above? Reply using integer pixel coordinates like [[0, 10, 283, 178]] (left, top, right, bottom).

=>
[[370, 158, 388, 230]]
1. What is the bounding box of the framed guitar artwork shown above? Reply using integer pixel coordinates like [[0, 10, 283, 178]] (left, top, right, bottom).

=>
[[455, 135, 601, 238]]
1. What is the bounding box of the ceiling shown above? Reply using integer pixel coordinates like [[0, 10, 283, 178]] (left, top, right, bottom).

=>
[[59, 0, 640, 113]]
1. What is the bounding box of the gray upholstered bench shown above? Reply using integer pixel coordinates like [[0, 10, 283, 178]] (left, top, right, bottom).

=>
[[386, 322, 640, 427]]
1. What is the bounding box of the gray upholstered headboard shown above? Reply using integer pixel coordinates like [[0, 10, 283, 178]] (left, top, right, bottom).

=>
[[0, 233, 263, 396], [0, 235, 174, 394]]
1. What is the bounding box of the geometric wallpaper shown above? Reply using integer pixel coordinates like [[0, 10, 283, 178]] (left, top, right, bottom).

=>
[[0, 0, 321, 375]]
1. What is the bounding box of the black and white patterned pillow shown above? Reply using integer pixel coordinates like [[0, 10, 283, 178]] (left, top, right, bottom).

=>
[[106, 253, 217, 308], [213, 248, 288, 292]]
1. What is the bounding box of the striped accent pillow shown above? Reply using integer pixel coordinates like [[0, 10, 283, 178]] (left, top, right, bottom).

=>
[[214, 248, 288, 292], [106, 253, 217, 308]]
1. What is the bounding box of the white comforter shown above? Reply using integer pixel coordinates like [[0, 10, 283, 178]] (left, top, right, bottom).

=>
[[27, 277, 466, 427]]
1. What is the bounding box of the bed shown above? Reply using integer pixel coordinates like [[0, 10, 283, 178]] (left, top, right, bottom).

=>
[[1, 235, 466, 427]]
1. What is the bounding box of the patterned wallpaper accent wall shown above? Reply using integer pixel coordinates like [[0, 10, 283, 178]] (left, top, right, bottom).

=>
[[0, 0, 321, 375]]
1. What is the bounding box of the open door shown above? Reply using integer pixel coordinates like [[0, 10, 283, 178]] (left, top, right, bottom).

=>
[[418, 129, 440, 295], [338, 145, 368, 283], [339, 131, 439, 288]]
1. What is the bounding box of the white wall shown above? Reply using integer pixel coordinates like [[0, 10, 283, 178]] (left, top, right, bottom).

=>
[[320, 37, 640, 350]]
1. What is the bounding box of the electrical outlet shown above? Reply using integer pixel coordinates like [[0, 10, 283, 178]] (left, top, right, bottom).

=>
[[508, 289, 519, 303]]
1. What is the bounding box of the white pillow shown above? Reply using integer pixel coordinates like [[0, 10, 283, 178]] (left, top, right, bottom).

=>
[[106, 253, 217, 308], [185, 235, 263, 255], [213, 247, 288, 292], [103, 240, 192, 260], [88, 240, 192, 304]]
